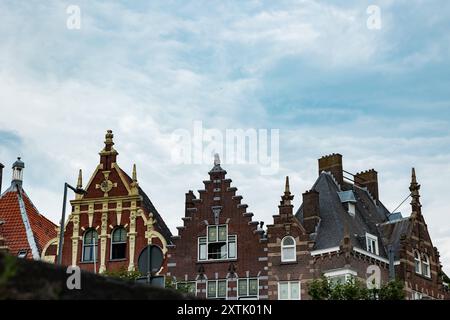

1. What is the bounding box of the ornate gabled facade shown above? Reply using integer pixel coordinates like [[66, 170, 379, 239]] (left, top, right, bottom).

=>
[[57, 130, 172, 274], [167, 155, 268, 300], [0, 158, 57, 262], [267, 154, 449, 300], [378, 168, 448, 299]]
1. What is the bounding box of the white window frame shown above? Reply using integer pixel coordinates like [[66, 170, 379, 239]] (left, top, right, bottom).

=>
[[348, 202, 356, 216], [82, 229, 98, 262], [365, 233, 379, 255], [207, 279, 228, 299], [413, 291, 423, 300], [237, 278, 259, 300], [17, 250, 27, 258], [414, 250, 422, 274], [176, 281, 197, 296], [278, 281, 301, 300], [198, 224, 237, 261], [324, 268, 358, 285], [281, 236, 296, 262], [421, 254, 431, 278]]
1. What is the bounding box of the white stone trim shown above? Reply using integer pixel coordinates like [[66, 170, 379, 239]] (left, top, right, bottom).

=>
[[310, 246, 340, 256]]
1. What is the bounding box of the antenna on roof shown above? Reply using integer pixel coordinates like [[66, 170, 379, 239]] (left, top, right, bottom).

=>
[[390, 193, 411, 215]]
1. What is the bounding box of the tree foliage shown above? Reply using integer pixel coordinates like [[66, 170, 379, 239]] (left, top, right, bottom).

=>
[[308, 275, 405, 300]]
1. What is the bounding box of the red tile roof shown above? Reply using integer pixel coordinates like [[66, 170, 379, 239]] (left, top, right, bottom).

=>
[[0, 185, 57, 259]]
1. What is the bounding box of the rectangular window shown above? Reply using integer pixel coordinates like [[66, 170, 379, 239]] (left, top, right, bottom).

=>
[[199, 225, 237, 261], [348, 203, 356, 216], [208, 226, 217, 242], [228, 235, 237, 259], [278, 281, 300, 300], [207, 280, 227, 299], [365, 233, 379, 255], [176, 282, 197, 295], [198, 237, 207, 260], [413, 291, 423, 300], [238, 278, 259, 299]]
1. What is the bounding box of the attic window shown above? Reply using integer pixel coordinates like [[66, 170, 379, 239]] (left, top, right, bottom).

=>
[[348, 203, 356, 216], [337, 191, 356, 217], [17, 250, 27, 258], [365, 233, 379, 255]]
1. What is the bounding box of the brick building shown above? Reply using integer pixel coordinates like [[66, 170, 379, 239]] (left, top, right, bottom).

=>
[[0, 158, 57, 262], [56, 130, 172, 274], [167, 155, 268, 299], [267, 154, 449, 300]]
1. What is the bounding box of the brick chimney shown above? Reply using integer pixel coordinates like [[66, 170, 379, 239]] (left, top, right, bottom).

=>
[[318, 153, 343, 185], [0, 162, 4, 194], [354, 169, 378, 201], [302, 189, 320, 234]]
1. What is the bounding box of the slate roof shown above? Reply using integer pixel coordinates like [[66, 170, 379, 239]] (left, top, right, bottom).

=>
[[0, 183, 57, 259], [377, 218, 411, 260], [296, 172, 399, 259]]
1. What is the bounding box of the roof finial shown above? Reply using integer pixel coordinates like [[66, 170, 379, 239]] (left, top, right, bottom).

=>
[[411, 167, 417, 184], [410, 167, 421, 214], [105, 130, 114, 149], [214, 153, 220, 166], [77, 169, 83, 189], [281, 176, 294, 206], [132, 164, 137, 182], [285, 176, 290, 194]]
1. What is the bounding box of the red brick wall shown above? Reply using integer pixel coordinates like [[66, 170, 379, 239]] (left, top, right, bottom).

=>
[[168, 168, 268, 300]]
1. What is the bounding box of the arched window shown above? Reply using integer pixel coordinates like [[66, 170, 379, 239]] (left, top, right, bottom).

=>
[[281, 236, 296, 262], [111, 227, 127, 260], [82, 229, 98, 262], [421, 254, 431, 278], [414, 250, 421, 274]]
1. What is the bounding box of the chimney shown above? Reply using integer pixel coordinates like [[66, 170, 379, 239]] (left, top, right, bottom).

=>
[[318, 153, 343, 185], [354, 169, 378, 201], [302, 189, 320, 234], [0, 162, 4, 194]]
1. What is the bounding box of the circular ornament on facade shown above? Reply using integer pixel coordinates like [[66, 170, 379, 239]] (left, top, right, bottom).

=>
[[100, 179, 113, 193]]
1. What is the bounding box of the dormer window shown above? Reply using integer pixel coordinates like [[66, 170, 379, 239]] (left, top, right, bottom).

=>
[[348, 203, 356, 216], [365, 233, 379, 255], [337, 191, 356, 217]]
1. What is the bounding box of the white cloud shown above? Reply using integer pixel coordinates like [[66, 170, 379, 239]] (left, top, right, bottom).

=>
[[0, 0, 449, 275]]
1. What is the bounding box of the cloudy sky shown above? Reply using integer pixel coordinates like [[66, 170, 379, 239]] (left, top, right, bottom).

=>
[[1, 0, 449, 272]]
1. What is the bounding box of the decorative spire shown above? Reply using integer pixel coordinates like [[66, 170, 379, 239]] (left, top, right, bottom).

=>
[[77, 169, 83, 189], [209, 153, 226, 175], [280, 176, 294, 206], [285, 176, 290, 194], [105, 130, 114, 150], [214, 153, 220, 166], [409, 167, 421, 215], [99, 130, 118, 170], [130, 163, 139, 195], [132, 164, 137, 182]]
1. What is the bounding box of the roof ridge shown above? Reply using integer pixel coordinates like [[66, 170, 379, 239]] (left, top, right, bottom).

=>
[[16, 186, 40, 259]]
